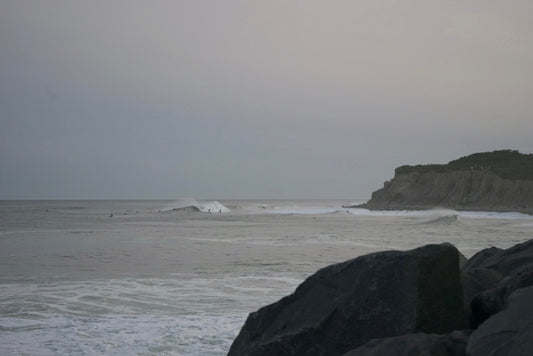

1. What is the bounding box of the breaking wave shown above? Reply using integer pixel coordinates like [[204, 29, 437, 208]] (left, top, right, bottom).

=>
[[168, 206, 201, 214], [420, 214, 461, 226], [162, 199, 231, 213], [325, 209, 353, 215]]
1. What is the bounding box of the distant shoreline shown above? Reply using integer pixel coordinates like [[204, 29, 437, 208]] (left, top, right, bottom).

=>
[[345, 202, 533, 216]]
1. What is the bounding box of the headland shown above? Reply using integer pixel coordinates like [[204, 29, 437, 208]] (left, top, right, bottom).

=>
[[355, 150, 533, 214]]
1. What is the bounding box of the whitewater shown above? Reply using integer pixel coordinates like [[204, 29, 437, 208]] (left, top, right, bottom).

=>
[[1, 199, 532, 355]]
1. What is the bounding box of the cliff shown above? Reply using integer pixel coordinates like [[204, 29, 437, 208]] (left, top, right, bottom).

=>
[[360, 150, 533, 214]]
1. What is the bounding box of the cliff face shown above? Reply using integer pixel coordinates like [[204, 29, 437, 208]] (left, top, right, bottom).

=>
[[361, 151, 533, 214]]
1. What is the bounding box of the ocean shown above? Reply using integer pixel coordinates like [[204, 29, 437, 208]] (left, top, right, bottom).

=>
[[1, 199, 532, 355]]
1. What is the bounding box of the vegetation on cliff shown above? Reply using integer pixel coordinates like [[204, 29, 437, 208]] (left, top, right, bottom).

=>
[[395, 150, 533, 181]]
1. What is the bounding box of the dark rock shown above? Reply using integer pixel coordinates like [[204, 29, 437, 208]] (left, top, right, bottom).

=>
[[461, 240, 533, 328], [461, 256, 503, 327], [467, 286, 533, 356], [458, 251, 468, 269], [462, 247, 503, 272], [228, 243, 466, 356], [342, 330, 471, 356], [466, 240, 533, 275], [469, 288, 505, 329], [470, 268, 533, 328]]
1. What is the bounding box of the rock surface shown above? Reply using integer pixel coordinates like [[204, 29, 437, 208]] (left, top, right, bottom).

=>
[[342, 330, 471, 356], [228, 239, 533, 355], [357, 150, 533, 214], [461, 239, 533, 328], [466, 286, 533, 356], [228, 243, 466, 356]]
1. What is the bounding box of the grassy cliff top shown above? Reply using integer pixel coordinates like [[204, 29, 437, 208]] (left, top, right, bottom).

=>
[[395, 150, 533, 180]]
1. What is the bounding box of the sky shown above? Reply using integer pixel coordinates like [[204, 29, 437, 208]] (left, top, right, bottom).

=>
[[1, 1, 532, 200]]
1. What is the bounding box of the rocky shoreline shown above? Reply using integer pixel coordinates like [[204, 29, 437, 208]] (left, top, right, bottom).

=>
[[228, 239, 533, 355]]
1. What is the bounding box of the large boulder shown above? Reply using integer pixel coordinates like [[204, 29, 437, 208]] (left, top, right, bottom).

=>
[[466, 286, 533, 356], [342, 330, 471, 356], [461, 240, 533, 328], [228, 243, 466, 356], [463, 239, 533, 275]]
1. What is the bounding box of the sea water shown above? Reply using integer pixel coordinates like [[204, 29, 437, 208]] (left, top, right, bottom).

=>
[[1, 199, 532, 355]]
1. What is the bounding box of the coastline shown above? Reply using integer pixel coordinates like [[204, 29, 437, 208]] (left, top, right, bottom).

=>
[[352, 151, 533, 217], [351, 202, 533, 216]]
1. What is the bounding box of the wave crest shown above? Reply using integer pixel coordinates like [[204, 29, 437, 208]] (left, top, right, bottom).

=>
[[421, 214, 461, 225], [162, 199, 231, 213]]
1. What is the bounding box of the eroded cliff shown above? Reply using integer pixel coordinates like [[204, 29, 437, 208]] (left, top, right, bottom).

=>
[[360, 150, 533, 214]]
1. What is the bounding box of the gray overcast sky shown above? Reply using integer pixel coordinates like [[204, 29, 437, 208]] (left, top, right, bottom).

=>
[[1, 1, 532, 199]]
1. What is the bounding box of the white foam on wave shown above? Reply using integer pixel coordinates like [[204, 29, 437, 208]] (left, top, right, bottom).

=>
[[197, 201, 231, 213], [341, 207, 533, 220], [238, 200, 359, 215], [162, 199, 231, 213], [215, 200, 532, 220], [262, 204, 348, 215], [0, 311, 244, 356], [420, 214, 461, 226], [0, 274, 298, 355], [267, 207, 341, 215], [457, 211, 533, 220]]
